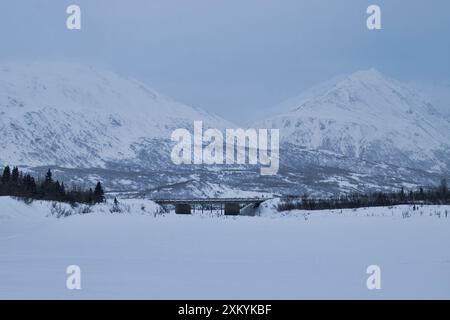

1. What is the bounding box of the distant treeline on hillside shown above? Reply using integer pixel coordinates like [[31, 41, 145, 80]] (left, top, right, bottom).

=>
[[0, 166, 105, 205], [278, 178, 450, 212]]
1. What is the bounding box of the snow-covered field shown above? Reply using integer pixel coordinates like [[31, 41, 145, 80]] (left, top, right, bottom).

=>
[[0, 196, 449, 299]]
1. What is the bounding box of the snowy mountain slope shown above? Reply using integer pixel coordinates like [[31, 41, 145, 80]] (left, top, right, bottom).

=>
[[409, 81, 450, 122], [0, 61, 233, 167], [256, 69, 450, 172]]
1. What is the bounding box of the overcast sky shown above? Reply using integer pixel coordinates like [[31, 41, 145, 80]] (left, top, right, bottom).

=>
[[0, 0, 449, 123]]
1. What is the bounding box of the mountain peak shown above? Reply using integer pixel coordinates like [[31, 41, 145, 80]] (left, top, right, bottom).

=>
[[346, 68, 385, 83]]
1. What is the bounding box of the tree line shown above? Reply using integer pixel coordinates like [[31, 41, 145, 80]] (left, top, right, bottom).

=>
[[0, 166, 105, 205], [278, 178, 450, 212]]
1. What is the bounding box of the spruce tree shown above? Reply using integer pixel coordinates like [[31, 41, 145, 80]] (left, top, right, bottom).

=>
[[2, 166, 11, 183], [94, 182, 105, 203], [11, 167, 19, 185], [439, 178, 448, 195], [60, 182, 66, 197], [45, 169, 53, 184]]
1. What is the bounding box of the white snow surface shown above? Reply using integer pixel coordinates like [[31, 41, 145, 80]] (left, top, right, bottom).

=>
[[1, 196, 449, 299]]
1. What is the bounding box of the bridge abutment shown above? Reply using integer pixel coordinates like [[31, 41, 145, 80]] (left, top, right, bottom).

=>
[[175, 204, 192, 215], [224, 203, 241, 216]]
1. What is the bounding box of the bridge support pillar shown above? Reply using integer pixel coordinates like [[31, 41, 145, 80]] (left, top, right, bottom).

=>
[[224, 203, 240, 216], [175, 204, 192, 215]]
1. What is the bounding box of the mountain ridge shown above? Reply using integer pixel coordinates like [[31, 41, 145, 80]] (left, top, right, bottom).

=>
[[256, 68, 450, 172]]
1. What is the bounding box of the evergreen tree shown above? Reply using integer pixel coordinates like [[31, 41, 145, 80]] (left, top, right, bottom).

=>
[[24, 175, 37, 194], [60, 182, 66, 197], [0, 165, 106, 205], [94, 182, 105, 203], [399, 187, 406, 201], [11, 167, 19, 185], [45, 169, 53, 184], [439, 178, 448, 195], [2, 166, 11, 183]]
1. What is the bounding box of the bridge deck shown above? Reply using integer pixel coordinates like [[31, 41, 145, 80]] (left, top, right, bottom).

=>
[[153, 198, 270, 205]]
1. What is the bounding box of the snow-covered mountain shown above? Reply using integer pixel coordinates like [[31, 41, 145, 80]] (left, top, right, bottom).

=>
[[257, 68, 450, 172], [0, 61, 232, 168], [1, 63, 448, 196]]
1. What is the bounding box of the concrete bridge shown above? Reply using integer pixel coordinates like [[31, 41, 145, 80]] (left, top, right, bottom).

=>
[[153, 198, 270, 215]]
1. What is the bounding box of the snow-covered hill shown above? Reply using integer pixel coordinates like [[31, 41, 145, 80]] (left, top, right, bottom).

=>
[[0, 61, 232, 168], [257, 69, 450, 172]]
